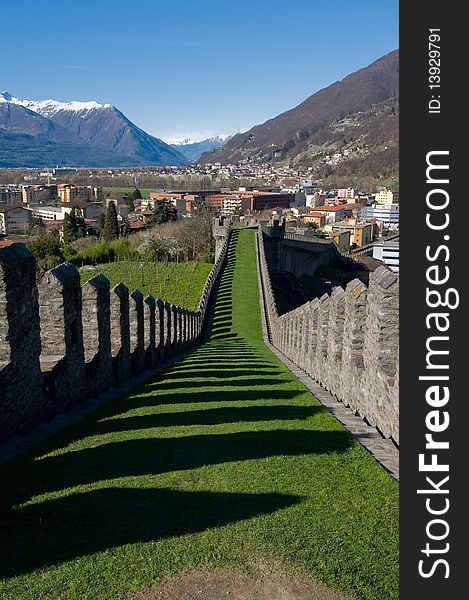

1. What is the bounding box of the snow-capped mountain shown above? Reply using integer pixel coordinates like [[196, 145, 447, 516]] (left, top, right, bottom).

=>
[[2, 93, 113, 116], [169, 134, 232, 162], [166, 136, 201, 145], [0, 91, 190, 167]]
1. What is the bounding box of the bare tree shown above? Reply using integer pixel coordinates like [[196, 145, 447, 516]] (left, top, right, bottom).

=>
[[158, 212, 215, 262], [139, 228, 181, 261]]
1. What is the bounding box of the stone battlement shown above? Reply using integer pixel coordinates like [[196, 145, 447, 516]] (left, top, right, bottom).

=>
[[261, 219, 343, 279], [257, 229, 399, 445], [0, 232, 231, 443]]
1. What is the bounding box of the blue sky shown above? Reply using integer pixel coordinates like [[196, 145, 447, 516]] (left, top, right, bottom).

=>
[[3, 0, 398, 141]]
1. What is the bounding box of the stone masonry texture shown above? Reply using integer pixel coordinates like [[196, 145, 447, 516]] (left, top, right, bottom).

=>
[[0, 229, 231, 443], [257, 229, 399, 445]]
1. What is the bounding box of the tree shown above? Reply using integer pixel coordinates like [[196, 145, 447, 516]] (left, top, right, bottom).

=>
[[139, 229, 180, 261], [305, 222, 327, 238], [150, 199, 178, 226], [27, 237, 64, 275], [119, 220, 130, 238], [122, 193, 135, 212], [102, 202, 119, 241], [156, 209, 215, 262], [130, 188, 142, 201], [63, 212, 74, 243], [63, 207, 87, 244], [29, 216, 46, 236], [47, 189, 58, 206], [176, 211, 215, 261], [75, 209, 87, 237], [95, 187, 105, 204], [98, 211, 106, 230], [190, 196, 209, 213]]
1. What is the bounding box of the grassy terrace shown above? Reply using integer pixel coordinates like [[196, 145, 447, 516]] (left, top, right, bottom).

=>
[[80, 261, 213, 310], [0, 228, 398, 600]]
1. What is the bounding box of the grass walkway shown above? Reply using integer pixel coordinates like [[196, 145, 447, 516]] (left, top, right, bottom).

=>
[[0, 228, 398, 600]]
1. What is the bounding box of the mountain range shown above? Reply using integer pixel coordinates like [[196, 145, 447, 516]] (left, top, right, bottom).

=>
[[1, 50, 398, 174], [169, 135, 232, 162], [0, 93, 189, 168], [200, 50, 399, 177]]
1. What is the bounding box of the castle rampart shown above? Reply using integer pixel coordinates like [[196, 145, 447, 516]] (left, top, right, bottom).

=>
[[0, 229, 231, 443], [257, 228, 399, 444], [262, 220, 342, 279]]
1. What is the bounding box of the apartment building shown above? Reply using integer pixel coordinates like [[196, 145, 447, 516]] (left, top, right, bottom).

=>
[[58, 185, 102, 203], [332, 221, 373, 247], [58, 185, 79, 203], [0, 188, 22, 206], [375, 189, 395, 204], [361, 203, 399, 229], [336, 188, 356, 200], [29, 205, 64, 221], [0, 206, 32, 234], [21, 186, 49, 204], [373, 240, 399, 273], [328, 229, 351, 252], [222, 196, 252, 215], [305, 193, 326, 208]]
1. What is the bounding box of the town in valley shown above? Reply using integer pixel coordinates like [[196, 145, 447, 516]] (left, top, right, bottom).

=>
[[0, 163, 399, 273]]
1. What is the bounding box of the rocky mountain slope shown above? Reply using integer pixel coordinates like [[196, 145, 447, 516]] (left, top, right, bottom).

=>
[[200, 50, 399, 170], [292, 97, 399, 181]]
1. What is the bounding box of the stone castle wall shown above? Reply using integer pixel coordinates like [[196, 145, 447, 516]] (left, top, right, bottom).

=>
[[213, 216, 231, 261], [261, 220, 342, 279], [257, 229, 399, 445], [0, 230, 231, 443]]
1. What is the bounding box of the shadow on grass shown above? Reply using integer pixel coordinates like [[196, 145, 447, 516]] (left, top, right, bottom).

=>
[[161, 368, 282, 379], [0, 488, 302, 579], [168, 360, 274, 369], [152, 377, 290, 391], [211, 308, 232, 317], [91, 405, 323, 435], [121, 389, 306, 410], [0, 228, 343, 581], [5, 429, 352, 508], [165, 360, 279, 372], [187, 349, 265, 358]]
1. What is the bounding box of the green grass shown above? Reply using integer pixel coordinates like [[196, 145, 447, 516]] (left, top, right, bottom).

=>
[[80, 261, 213, 310], [104, 187, 153, 198], [0, 228, 398, 600]]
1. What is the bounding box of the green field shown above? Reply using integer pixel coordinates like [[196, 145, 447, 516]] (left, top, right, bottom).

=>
[[104, 187, 153, 198], [80, 261, 213, 310], [0, 229, 398, 600]]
